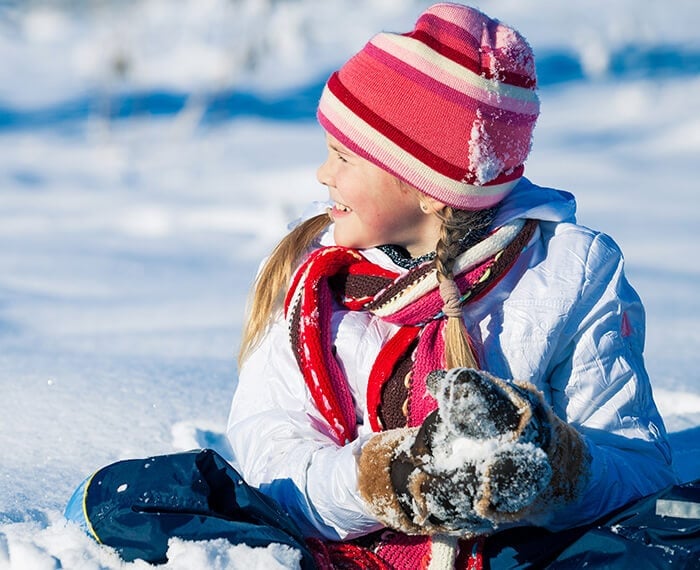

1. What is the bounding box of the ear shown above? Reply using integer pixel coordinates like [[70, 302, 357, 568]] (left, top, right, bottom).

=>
[[396, 180, 448, 214], [419, 195, 448, 214]]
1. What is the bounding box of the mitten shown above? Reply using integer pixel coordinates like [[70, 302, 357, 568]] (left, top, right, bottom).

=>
[[357, 368, 591, 536]]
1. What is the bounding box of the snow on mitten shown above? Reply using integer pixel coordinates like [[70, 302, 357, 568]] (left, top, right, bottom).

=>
[[357, 368, 591, 536]]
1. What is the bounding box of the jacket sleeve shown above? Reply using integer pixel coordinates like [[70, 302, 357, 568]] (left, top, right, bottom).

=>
[[539, 228, 677, 529], [226, 312, 385, 540]]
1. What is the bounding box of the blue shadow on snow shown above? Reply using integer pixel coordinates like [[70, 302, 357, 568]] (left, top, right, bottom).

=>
[[1, 44, 699, 132]]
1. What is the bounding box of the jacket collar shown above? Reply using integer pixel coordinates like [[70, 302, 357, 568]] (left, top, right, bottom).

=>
[[492, 178, 576, 228]]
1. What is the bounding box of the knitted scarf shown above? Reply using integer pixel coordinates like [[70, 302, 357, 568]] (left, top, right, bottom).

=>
[[284, 219, 537, 446]]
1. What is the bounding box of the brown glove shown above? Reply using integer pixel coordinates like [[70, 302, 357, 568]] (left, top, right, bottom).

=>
[[357, 368, 591, 536]]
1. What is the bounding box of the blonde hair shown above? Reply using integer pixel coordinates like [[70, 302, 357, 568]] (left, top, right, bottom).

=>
[[238, 213, 331, 363], [435, 206, 495, 369]]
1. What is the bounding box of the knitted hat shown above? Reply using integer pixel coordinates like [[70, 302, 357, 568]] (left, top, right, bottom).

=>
[[317, 2, 540, 210]]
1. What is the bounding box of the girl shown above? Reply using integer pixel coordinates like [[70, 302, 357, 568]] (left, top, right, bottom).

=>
[[227, 2, 675, 568]]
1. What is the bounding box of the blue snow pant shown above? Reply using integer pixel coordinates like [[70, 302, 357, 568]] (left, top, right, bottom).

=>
[[480, 479, 700, 569], [66, 449, 700, 569], [65, 448, 316, 569]]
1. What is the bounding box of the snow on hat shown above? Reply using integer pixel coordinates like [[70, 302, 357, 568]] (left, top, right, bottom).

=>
[[317, 2, 540, 210]]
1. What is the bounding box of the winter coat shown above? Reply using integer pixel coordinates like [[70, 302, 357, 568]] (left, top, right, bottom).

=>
[[226, 178, 676, 542]]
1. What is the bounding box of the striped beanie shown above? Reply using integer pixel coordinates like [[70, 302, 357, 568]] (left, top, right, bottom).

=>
[[317, 2, 540, 210]]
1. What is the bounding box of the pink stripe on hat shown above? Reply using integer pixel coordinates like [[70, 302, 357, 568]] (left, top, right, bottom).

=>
[[368, 36, 539, 115], [317, 2, 539, 210], [417, 8, 537, 87]]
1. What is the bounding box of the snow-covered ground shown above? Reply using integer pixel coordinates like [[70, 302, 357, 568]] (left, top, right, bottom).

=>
[[1, 0, 699, 567]]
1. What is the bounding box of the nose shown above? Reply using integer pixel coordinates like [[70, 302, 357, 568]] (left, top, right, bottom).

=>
[[316, 156, 333, 187]]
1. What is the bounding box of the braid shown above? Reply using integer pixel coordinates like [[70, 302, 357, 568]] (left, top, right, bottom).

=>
[[435, 207, 465, 282], [435, 207, 497, 369], [435, 207, 496, 280]]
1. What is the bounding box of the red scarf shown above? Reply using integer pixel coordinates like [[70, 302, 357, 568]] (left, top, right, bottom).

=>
[[284, 219, 536, 445]]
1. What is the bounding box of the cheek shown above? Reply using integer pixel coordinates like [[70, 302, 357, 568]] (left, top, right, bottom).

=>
[[356, 200, 398, 231], [363, 202, 418, 243]]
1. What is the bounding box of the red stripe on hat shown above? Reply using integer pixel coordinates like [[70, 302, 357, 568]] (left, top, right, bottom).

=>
[[406, 26, 482, 80], [365, 42, 538, 124], [410, 28, 536, 89], [327, 72, 468, 181], [409, 13, 537, 89]]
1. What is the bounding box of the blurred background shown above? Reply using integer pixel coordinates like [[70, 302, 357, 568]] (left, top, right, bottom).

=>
[[0, 0, 699, 566], [3, 0, 700, 126]]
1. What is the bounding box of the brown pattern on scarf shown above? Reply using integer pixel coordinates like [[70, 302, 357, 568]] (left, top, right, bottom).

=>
[[333, 273, 394, 302], [377, 340, 417, 430]]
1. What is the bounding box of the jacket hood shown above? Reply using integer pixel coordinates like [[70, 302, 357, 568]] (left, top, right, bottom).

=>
[[492, 178, 577, 228]]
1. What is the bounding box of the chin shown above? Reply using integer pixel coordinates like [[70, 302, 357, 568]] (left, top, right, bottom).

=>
[[333, 229, 373, 250]]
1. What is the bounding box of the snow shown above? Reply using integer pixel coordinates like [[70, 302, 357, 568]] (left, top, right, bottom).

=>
[[424, 369, 555, 518], [468, 110, 505, 185], [1, 0, 699, 567]]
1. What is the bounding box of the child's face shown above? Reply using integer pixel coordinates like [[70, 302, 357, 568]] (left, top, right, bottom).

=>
[[317, 134, 442, 256]]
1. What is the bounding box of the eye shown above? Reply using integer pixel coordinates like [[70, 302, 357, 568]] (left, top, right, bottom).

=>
[[336, 152, 348, 163]]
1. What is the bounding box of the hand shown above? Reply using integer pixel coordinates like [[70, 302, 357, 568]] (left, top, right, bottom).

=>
[[393, 369, 554, 529], [358, 369, 590, 536]]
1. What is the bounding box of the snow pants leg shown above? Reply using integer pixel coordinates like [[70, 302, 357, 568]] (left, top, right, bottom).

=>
[[64, 448, 315, 569], [482, 479, 700, 569]]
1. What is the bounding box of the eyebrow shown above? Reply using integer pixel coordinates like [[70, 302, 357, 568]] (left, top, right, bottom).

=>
[[329, 142, 355, 157]]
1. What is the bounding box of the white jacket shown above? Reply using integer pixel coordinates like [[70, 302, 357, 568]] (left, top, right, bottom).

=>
[[227, 179, 676, 540]]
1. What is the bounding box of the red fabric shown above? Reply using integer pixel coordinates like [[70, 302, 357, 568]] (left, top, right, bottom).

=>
[[284, 247, 371, 444], [284, 221, 537, 444], [308, 536, 485, 570], [409, 16, 537, 88], [366, 325, 420, 432], [374, 533, 432, 569], [308, 539, 393, 570]]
